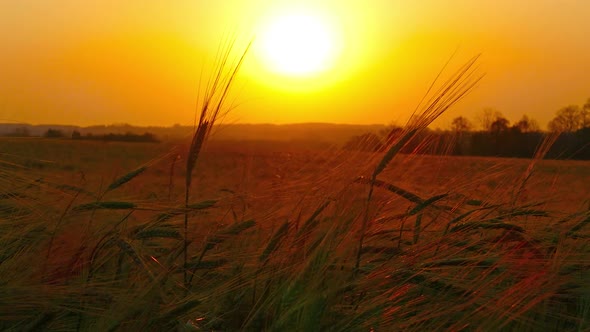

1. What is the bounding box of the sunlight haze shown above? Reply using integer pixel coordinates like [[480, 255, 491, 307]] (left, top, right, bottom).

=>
[[1, 0, 589, 128]]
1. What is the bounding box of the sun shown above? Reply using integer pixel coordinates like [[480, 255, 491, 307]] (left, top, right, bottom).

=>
[[256, 11, 341, 77]]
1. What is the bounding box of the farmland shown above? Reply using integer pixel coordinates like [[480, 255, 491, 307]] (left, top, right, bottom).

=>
[[1, 136, 589, 330]]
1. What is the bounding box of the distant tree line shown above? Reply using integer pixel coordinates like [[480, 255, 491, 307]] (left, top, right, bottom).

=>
[[71, 130, 159, 143], [345, 98, 590, 160], [17, 128, 161, 142]]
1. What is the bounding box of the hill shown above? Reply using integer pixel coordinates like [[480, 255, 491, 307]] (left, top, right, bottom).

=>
[[0, 123, 388, 145]]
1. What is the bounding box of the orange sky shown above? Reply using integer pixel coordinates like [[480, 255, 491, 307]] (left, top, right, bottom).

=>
[[1, 0, 589, 129]]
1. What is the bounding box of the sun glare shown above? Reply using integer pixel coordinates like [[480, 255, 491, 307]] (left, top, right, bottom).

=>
[[256, 11, 341, 78]]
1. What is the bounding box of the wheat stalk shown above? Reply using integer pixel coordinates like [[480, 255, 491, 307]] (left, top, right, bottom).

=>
[[106, 166, 147, 193], [183, 40, 251, 287], [355, 55, 483, 272]]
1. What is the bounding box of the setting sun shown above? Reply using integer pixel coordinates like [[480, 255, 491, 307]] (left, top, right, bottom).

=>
[[1, 0, 590, 126], [255, 11, 341, 77]]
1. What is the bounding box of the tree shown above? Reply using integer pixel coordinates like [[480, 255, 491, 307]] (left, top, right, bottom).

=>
[[72, 130, 82, 139], [451, 116, 473, 132], [513, 115, 540, 133], [548, 105, 582, 132], [490, 117, 510, 134], [477, 108, 504, 131], [582, 98, 590, 128], [44, 129, 64, 138]]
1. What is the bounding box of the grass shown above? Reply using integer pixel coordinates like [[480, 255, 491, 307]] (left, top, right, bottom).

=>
[[0, 52, 589, 330]]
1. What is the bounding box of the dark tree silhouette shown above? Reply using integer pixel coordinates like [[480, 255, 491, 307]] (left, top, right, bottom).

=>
[[513, 115, 539, 133], [477, 108, 504, 131], [581, 98, 590, 128], [490, 117, 510, 134], [451, 116, 473, 132], [548, 105, 583, 132]]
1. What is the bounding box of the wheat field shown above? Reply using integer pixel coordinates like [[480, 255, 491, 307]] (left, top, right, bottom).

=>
[[0, 133, 588, 331]]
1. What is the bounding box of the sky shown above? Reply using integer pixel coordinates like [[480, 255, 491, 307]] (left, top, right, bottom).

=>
[[1, 0, 589, 129]]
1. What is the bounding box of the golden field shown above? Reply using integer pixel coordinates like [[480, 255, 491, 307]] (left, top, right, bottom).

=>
[[0, 136, 588, 330]]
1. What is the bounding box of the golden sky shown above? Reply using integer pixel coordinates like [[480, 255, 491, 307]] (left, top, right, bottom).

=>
[[1, 0, 589, 128]]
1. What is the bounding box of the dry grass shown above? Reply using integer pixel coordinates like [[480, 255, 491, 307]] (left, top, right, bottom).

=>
[[183, 39, 251, 287]]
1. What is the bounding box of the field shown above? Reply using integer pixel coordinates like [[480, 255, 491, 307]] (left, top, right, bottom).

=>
[[1, 136, 589, 331]]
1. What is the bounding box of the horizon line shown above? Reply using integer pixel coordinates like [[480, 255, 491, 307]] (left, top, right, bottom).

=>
[[0, 121, 394, 128]]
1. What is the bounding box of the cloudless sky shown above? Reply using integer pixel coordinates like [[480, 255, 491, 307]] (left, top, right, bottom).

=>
[[1, 0, 589, 128]]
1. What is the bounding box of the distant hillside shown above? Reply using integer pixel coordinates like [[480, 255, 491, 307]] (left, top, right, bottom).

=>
[[0, 123, 388, 145]]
